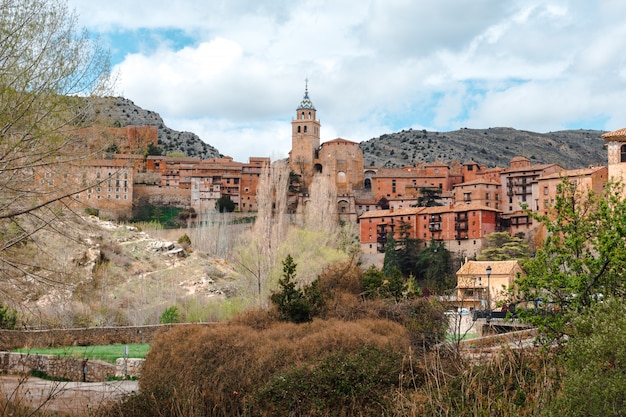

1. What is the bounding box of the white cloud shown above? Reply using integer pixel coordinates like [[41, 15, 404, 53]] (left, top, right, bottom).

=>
[[66, 0, 626, 161]]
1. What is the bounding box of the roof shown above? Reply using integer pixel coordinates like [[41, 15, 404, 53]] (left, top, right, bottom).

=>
[[602, 127, 626, 141], [322, 138, 359, 146], [453, 178, 501, 187], [359, 207, 424, 219], [502, 163, 561, 174], [297, 88, 316, 110], [456, 260, 523, 276], [539, 166, 607, 180]]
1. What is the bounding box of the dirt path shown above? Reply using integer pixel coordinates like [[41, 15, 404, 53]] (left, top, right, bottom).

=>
[[0, 375, 137, 415]]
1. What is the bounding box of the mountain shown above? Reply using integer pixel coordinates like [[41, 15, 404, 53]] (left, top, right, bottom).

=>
[[359, 127, 607, 169], [87, 96, 222, 160], [85, 97, 608, 169]]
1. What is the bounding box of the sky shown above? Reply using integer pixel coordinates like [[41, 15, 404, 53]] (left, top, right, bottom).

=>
[[66, 0, 626, 163]]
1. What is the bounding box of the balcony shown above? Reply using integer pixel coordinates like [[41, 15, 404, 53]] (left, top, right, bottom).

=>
[[430, 215, 442, 223], [455, 214, 468, 222], [455, 222, 468, 231], [455, 233, 469, 240], [429, 223, 442, 232]]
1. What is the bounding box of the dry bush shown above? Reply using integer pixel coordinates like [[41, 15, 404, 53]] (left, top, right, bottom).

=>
[[229, 305, 278, 330], [316, 259, 363, 296], [123, 317, 412, 416], [414, 347, 561, 416]]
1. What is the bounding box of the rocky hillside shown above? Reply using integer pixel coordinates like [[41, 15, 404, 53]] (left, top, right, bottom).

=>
[[87, 96, 222, 160], [85, 96, 608, 169], [360, 127, 607, 169]]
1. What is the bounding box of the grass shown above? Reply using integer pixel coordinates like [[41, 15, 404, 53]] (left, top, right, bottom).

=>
[[14, 343, 150, 364]]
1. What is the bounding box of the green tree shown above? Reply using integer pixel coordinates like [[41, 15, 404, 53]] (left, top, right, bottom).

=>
[[416, 187, 443, 207], [396, 220, 421, 277], [477, 231, 530, 261], [160, 306, 180, 324], [382, 231, 400, 277], [215, 194, 236, 212], [513, 180, 626, 340], [270, 255, 322, 323], [362, 265, 385, 298], [0, 304, 17, 329], [415, 239, 455, 293], [146, 141, 163, 156], [0, 0, 113, 289], [550, 297, 626, 416]]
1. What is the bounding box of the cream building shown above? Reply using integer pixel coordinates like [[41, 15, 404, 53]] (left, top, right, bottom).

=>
[[455, 260, 524, 310]]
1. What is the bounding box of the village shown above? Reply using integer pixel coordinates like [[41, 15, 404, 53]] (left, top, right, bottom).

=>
[[35, 88, 626, 316]]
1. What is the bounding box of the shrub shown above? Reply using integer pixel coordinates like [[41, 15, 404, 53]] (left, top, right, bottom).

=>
[[255, 345, 402, 415], [177, 233, 191, 248], [0, 304, 17, 329], [160, 306, 180, 324], [270, 255, 323, 323], [129, 318, 411, 416]]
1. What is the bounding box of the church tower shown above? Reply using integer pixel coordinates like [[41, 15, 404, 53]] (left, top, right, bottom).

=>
[[602, 127, 626, 185], [290, 82, 321, 177]]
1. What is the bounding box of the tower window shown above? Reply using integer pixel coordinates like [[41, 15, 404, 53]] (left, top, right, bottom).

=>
[[304, 126, 307, 133], [297, 126, 301, 133]]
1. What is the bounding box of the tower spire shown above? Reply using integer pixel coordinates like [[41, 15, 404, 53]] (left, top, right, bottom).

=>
[[297, 78, 315, 110]]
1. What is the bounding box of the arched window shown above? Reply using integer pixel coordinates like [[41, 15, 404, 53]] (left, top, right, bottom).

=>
[[621, 144, 626, 163], [364, 178, 372, 189], [301, 112, 305, 120], [337, 171, 346, 183], [304, 126, 307, 133], [308, 111, 312, 119], [297, 126, 301, 133]]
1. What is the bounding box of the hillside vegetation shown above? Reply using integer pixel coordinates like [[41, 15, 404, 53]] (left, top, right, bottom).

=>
[[360, 127, 606, 169]]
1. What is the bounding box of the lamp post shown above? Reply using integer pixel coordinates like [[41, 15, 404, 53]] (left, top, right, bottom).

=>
[[486, 265, 492, 311]]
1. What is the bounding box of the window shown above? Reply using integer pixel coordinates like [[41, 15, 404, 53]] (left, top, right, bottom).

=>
[[621, 144, 626, 163], [543, 186, 548, 195]]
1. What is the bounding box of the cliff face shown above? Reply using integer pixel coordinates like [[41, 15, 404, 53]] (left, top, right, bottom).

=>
[[86, 96, 222, 160], [360, 127, 607, 169]]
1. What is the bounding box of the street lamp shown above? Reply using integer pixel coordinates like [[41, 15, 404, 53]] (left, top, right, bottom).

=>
[[486, 265, 492, 311]]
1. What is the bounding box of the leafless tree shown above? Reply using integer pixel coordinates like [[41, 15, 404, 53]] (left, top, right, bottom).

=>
[[235, 160, 290, 305], [0, 0, 114, 300]]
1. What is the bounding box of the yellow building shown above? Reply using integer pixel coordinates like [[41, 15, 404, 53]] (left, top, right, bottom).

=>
[[455, 260, 524, 310]]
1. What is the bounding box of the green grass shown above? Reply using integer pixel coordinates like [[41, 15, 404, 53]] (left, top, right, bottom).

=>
[[14, 343, 150, 364]]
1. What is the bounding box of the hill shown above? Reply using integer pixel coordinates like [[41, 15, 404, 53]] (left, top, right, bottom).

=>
[[85, 97, 608, 169], [86, 96, 222, 160], [359, 127, 607, 169]]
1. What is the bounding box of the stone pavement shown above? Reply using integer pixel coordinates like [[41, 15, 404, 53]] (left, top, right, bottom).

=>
[[0, 375, 138, 415]]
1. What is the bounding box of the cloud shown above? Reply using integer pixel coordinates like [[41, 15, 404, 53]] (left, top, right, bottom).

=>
[[67, 0, 626, 161]]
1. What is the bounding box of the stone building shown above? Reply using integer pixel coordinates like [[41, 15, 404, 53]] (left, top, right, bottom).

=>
[[603, 127, 626, 187]]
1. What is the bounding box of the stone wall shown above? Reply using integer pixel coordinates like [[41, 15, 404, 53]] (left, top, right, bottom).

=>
[[134, 185, 191, 208], [0, 352, 117, 382], [0, 323, 214, 351]]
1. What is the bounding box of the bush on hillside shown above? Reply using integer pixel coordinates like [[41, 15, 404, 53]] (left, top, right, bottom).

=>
[[112, 319, 412, 417]]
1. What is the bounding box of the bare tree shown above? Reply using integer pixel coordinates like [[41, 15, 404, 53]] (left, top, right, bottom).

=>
[[235, 160, 290, 305], [0, 0, 113, 298], [305, 173, 338, 234]]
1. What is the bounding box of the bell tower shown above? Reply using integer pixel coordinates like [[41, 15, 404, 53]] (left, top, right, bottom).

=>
[[602, 127, 626, 185], [290, 80, 321, 177]]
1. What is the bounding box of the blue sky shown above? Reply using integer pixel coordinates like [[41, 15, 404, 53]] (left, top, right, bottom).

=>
[[67, 0, 626, 162]]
